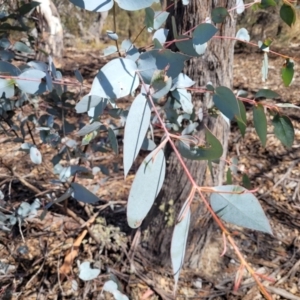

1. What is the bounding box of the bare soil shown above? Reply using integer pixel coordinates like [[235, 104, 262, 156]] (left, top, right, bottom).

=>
[[0, 45, 300, 300]]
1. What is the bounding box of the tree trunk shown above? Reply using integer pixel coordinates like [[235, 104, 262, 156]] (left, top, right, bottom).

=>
[[141, 0, 236, 283], [35, 0, 64, 67]]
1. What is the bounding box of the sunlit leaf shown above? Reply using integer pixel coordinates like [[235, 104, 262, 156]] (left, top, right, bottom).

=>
[[30, 146, 42, 164], [171, 73, 195, 90], [236, 0, 245, 14], [116, 0, 156, 11], [16, 69, 47, 95], [275, 103, 300, 110], [123, 94, 151, 177], [210, 185, 272, 234], [171, 206, 190, 292], [106, 30, 118, 41], [236, 28, 250, 42], [78, 262, 100, 281], [90, 58, 139, 100], [0, 78, 14, 98], [76, 94, 104, 114], [127, 149, 166, 228], [69, 0, 113, 12], [152, 28, 169, 44]]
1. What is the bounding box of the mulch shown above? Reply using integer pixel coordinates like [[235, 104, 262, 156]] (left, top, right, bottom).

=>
[[0, 47, 300, 300]]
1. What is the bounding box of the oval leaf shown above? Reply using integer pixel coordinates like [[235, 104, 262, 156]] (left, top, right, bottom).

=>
[[171, 206, 190, 292], [30, 146, 42, 164], [236, 0, 245, 14], [253, 104, 267, 147], [236, 28, 250, 42], [280, 3, 296, 27], [272, 114, 294, 147], [210, 185, 272, 234], [281, 59, 294, 87], [255, 89, 280, 99], [236, 100, 247, 137], [90, 58, 139, 100], [193, 23, 218, 45], [123, 94, 151, 177], [127, 149, 166, 228], [16, 69, 47, 95], [213, 86, 241, 121]]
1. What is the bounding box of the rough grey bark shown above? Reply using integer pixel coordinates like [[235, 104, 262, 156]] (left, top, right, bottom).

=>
[[141, 0, 236, 282]]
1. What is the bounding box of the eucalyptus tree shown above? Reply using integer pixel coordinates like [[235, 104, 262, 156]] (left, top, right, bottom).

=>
[[141, 1, 237, 281], [0, 0, 295, 298]]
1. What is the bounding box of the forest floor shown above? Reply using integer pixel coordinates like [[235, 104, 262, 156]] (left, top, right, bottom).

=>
[[0, 44, 300, 300]]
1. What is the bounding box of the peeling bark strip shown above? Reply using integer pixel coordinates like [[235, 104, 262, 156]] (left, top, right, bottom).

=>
[[141, 0, 236, 283], [35, 0, 63, 67]]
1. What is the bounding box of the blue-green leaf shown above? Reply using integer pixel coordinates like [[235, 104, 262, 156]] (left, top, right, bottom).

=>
[[137, 49, 189, 84], [255, 89, 280, 99], [171, 206, 190, 291], [16, 69, 47, 95], [178, 128, 223, 161], [213, 86, 241, 121], [192, 23, 218, 46], [127, 149, 166, 228], [90, 58, 139, 100], [123, 94, 151, 177], [69, 0, 113, 12], [71, 182, 99, 204], [210, 185, 272, 234]]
